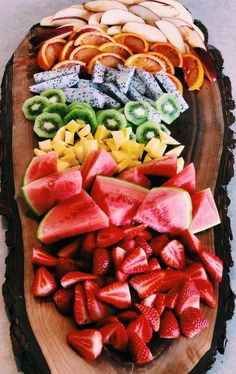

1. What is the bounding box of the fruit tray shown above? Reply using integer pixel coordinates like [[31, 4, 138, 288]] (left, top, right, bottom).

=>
[[0, 10, 235, 374]]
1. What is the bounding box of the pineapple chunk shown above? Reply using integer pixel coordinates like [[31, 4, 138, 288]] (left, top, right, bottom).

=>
[[34, 148, 46, 156], [78, 124, 91, 138], [165, 145, 185, 157], [54, 126, 66, 141], [111, 150, 127, 163], [86, 133, 94, 140], [129, 160, 141, 167], [82, 139, 98, 156], [60, 154, 79, 167], [94, 125, 110, 141], [159, 130, 180, 145], [177, 157, 185, 173], [105, 138, 118, 151], [138, 144, 145, 160], [116, 157, 132, 173], [143, 154, 152, 162], [149, 142, 167, 159], [144, 138, 160, 156], [74, 144, 84, 163], [65, 131, 75, 145], [98, 141, 110, 151], [52, 142, 66, 157], [64, 148, 76, 158], [38, 139, 53, 152], [66, 120, 80, 133], [111, 131, 125, 149], [121, 127, 132, 141], [121, 140, 140, 155], [57, 159, 70, 172]]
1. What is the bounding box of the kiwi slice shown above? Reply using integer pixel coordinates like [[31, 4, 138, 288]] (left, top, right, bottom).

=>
[[22, 96, 49, 121], [97, 109, 127, 131], [41, 89, 65, 104], [64, 109, 97, 133], [44, 103, 69, 118], [155, 93, 181, 124], [68, 101, 93, 112], [136, 122, 160, 144], [33, 113, 64, 138], [124, 101, 153, 127]]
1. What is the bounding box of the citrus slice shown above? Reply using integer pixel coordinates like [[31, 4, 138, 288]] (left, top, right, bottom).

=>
[[69, 45, 101, 63], [87, 53, 125, 74], [149, 52, 175, 74], [125, 53, 166, 74], [37, 38, 67, 70], [182, 53, 204, 90], [58, 40, 75, 61], [150, 42, 183, 67], [113, 33, 148, 53], [99, 42, 132, 59], [68, 25, 105, 41], [52, 59, 86, 70], [74, 32, 114, 47], [165, 73, 183, 95]]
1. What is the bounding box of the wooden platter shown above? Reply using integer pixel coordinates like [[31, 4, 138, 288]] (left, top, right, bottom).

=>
[[0, 22, 235, 374]]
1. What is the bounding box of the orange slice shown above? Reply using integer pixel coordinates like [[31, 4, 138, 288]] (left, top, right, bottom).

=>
[[182, 53, 204, 90], [113, 33, 148, 53], [165, 73, 183, 95], [52, 59, 86, 70], [125, 53, 166, 74], [149, 52, 175, 75], [37, 38, 66, 71], [150, 42, 183, 67], [87, 53, 125, 74], [74, 32, 114, 47], [68, 26, 105, 41], [58, 40, 75, 61], [69, 45, 101, 64], [99, 42, 132, 60]]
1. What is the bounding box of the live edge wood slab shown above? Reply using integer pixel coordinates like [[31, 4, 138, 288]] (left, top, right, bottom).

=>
[[0, 21, 235, 374]]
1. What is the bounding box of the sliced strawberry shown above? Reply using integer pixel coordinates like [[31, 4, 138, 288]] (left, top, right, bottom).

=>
[[146, 258, 161, 272], [54, 258, 78, 280], [57, 238, 80, 258], [93, 248, 111, 275], [165, 285, 182, 309], [194, 279, 216, 308], [199, 250, 223, 283], [96, 225, 124, 248], [159, 310, 180, 339], [160, 240, 185, 270], [84, 280, 112, 322], [74, 284, 91, 325], [32, 246, 58, 267], [135, 304, 160, 332], [120, 238, 136, 251], [32, 267, 57, 297], [186, 263, 209, 282], [97, 281, 131, 309], [99, 322, 118, 344], [141, 293, 157, 307], [137, 228, 153, 241], [150, 234, 169, 256], [123, 224, 147, 239], [60, 271, 98, 288], [178, 229, 202, 253], [157, 269, 187, 292], [135, 237, 153, 258], [175, 280, 200, 315], [81, 232, 97, 260], [127, 314, 153, 343], [120, 247, 148, 274], [53, 287, 74, 315], [102, 321, 128, 351], [96, 316, 119, 328], [67, 329, 103, 361], [112, 246, 128, 282], [154, 293, 166, 316], [180, 307, 208, 338], [129, 270, 166, 298], [128, 331, 154, 365], [116, 310, 139, 322]]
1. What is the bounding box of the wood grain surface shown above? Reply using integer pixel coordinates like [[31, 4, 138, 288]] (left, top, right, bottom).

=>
[[0, 23, 235, 374]]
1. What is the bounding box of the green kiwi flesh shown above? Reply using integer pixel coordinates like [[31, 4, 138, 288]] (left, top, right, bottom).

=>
[[63, 109, 97, 133], [33, 113, 64, 139], [97, 109, 127, 131], [40, 89, 65, 104], [124, 101, 153, 126], [155, 93, 180, 124], [136, 122, 160, 144], [44, 103, 69, 118], [22, 96, 49, 121], [68, 101, 93, 112]]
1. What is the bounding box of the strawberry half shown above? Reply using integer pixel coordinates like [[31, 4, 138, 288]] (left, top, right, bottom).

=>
[[199, 250, 223, 283], [96, 316, 119, 328], [146, 258, 161, 272], [127, 314, 153, 343], [175, 280, 200, 315], [67, 329, 103, 361], [96, 225, 124, 247], [129, 270, 166, 298], [159, 310, 180, 339], [32, 246, 57, 267], [178, 229, 202, 253], [154, 293, 166, 316], [60, 271, 98, 288], [157, 269, 187, 292], [100, 321, 128, 351], [93, 248, 111, 275], [120, 247, 148, 274], [128, 331, 154, 365], [186, 263, 209, 282], [141, 293, 157, 307], [120, 238, 136, 251], [54, 258, 78, 280], [180, 307, 208, 338], [165, 285, 182, 309], [57, 238, 80, 258], [74, 284, 91, 325], [135, 304, 160, 332], [112, 247, 128, 282], [53, 287, 74, 316], [32, 267, 57, 297], [81, 232, 97, 260], [123, 224, 147, 239], [135, 237, 153, 258], [160, 240, 185, 270], [97, 281, 131, 309], [116, 310, 139, 322], [84, 280, 112, 322], [150, 234, 169, 256]]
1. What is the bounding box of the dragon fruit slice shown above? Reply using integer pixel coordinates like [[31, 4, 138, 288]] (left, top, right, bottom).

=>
[[137, 69, 163, 100], [33, 64, 81, 84], [30, 74, 79, 94]]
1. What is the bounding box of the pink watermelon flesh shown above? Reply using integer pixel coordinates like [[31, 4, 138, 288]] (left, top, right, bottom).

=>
[[162, 163, 196, 193], [134, 187, 192, 235], [23, 151, 58, 185], [81, 149, 117, 190], [37, 189, 109, 244], [189, 188, 221, 234], [137, 155, 177, 177], [22, 167, 82, 216], [118, 167, 152, 188], [91, 176, 149, 225]]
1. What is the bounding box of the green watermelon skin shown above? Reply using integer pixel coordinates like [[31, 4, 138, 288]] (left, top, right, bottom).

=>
[[22, 167, 82, 216], [37, 189, 109, 244], [162, 163, 196, 193], [134, 187, 192, 235], [91, 176, 149, 225], [189, 188, 221, 234], [23, 151, 58, 186]]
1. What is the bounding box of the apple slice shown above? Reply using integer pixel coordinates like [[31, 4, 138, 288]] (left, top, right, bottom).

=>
[[85, 1, 128, 12], [194, 47, 217, 82], [107, 26, 122, 36], [53, 8, 91, 22], [122, 22, 167, 43], [51, 19, 87, 28], [140, 1, 178, 17], [101, 9, 145, 25], [40, 16, 54, 27], [155, 0, 193, 24], [129, 5, 160, 26], [88, 12, 104, 25], [155, 20, 186, 53], [163, 17, 205, 42], [70, 4, 84, 9]]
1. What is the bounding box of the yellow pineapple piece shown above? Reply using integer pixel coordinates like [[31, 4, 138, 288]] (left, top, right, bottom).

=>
[[66, 120, 80, 133], [98, 141, 110, 151], [57, 159, 70, 172], [129, 160, 142, 167], [82, 139, 98, 156], [60, 154, 79, 167], [54, 126, 66, 141], [94, 125, 110, 141], [65, 131, 75, 145], [86, 133, 94, 140], [143, 154, 152, 162], [105, 138, 118, 151], [138, 144, 145, 160], [121, 127, 132, 141], [34, 148, 46, 156], [121, 140, 140, 155], [111, 131, 125, 149], [52, 142, 66, 157], [116, 157, 132, 173], [149, 142, 167, 159], [38, 139, 53, 152], [159, 130, 180, 145], [144, 138, 160, 157], [177, 157, 185, 173], [111, 150, 128, 163], [74, 144, 84, 163], [165, 145, 185, 157], [78, 124, 91, 138]]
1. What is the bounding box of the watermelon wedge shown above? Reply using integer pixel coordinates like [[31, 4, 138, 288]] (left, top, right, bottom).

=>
[[134, 187, 192, 235], [91, 176, 149, 225], [162, 163, 196, 193], [189, 188, 221, 234], [22, 167, 82, 216], [136, 155, 177, 177], [37, 189, 109, 244], [23, 151, 58, 186], [81, 150, 117, 190], [118, 167, 152, 188]]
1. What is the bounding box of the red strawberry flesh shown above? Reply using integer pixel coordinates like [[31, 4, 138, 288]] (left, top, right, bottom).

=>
[[67, 329, 103, 361], [180, 307, 208, 338]]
